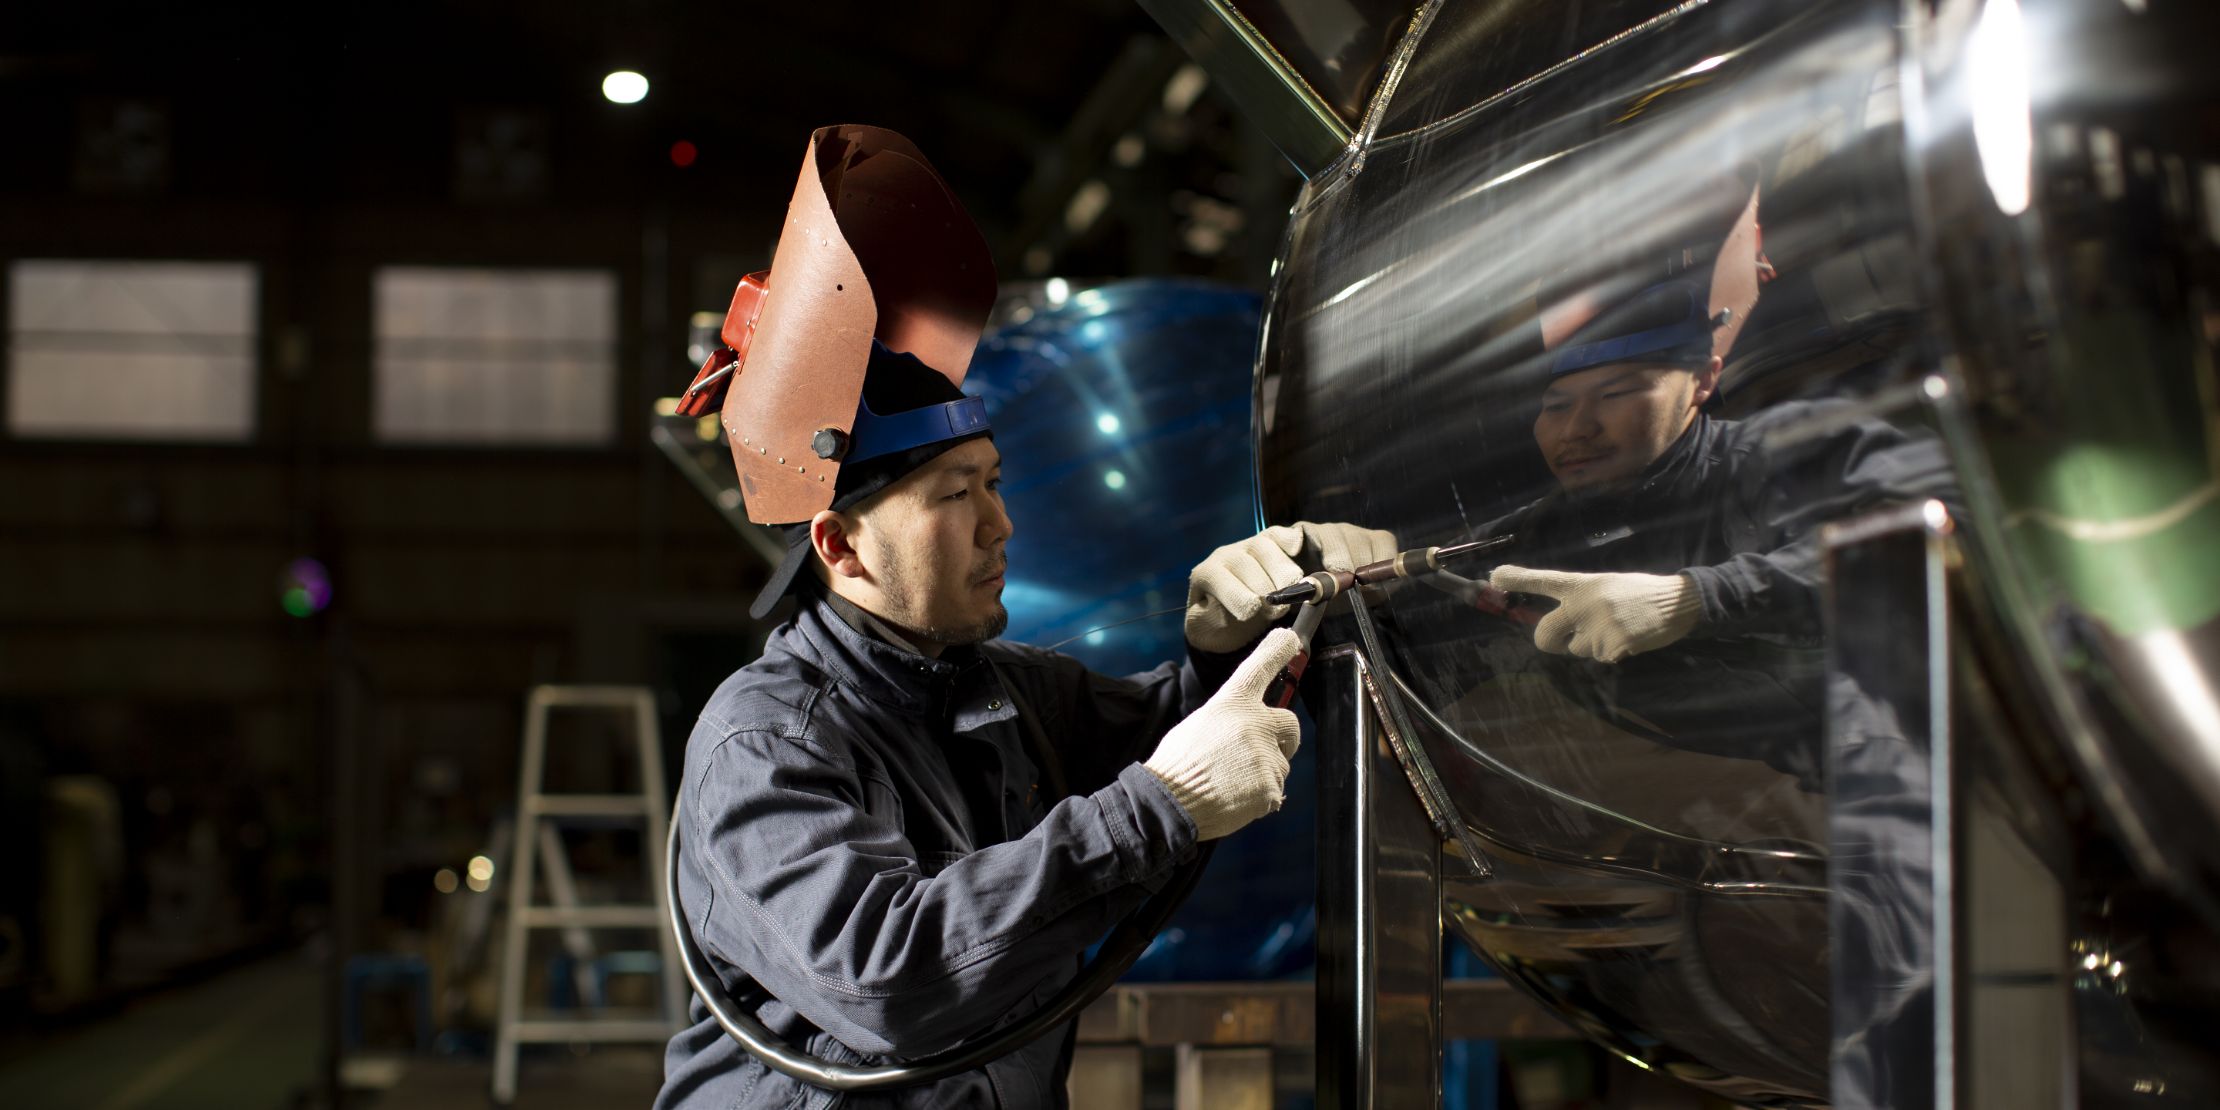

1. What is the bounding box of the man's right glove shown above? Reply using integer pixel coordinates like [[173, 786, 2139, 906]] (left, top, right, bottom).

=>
[[1144, 629, 1304, 841], [1185, 521, 1399, 652]]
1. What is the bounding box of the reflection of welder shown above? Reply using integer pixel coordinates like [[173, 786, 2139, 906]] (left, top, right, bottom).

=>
[[1489, 186, 1765, 665], [1498, 276, 1733, 662], [1434, 184, 1947, 1105], [1468, 186, 1954, 785]]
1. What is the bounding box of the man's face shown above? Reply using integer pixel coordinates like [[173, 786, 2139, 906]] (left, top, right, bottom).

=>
[[1533, 360, 1718, 493], [839, 437, 1012, 650]]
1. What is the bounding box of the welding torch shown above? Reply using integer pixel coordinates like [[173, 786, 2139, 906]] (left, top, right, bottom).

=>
[[1263, 533, 1520, 608], [1257, 533, 1533, 709], [1258, 533, 1514, 710]]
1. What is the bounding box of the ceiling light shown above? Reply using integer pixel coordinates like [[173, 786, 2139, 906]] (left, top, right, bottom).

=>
[[602, 71, 649, 105]]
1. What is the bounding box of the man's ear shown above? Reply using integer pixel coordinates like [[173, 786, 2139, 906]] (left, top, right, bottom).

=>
[[810, 510, 867, 580], [1691, 356, 1724, 408]]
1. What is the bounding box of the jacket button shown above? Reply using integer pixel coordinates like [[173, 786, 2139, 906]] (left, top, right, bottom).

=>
[[988, 699, 1003, 710]]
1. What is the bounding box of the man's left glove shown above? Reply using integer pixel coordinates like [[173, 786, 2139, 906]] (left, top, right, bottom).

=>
[[1144, 629, 1304, 841], [1489, 565, 1701, 664], [1185, 521, 1399, 653]]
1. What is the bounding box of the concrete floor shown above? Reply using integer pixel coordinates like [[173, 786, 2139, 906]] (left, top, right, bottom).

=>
[[0, 952, 1716, 1109], [0, 951, 321, 1110], [0, 951, 668, 1110], [366, 1048, 663, 1109]]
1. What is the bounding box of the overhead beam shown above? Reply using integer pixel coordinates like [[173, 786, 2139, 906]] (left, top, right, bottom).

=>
[[1130, 0, 1353, 177]]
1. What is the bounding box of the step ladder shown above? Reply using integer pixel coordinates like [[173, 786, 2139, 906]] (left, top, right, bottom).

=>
[[492, 685, 683, 1104]]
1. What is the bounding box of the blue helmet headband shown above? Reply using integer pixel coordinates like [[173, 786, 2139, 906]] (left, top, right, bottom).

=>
[[843, 379, 990, 468], [811, 340, 996, 514], [1548, 279, 1721, 378]]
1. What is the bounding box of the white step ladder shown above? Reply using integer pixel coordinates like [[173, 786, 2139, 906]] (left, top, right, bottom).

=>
[[492, 685, 683, 1104]]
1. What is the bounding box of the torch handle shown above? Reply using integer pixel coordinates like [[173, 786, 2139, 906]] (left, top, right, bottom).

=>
[[1264, 650, 1309, 710], [1263, 602, 1328, 710]]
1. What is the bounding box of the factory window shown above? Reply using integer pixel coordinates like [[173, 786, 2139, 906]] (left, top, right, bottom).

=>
[[5, 259, 258, 441], [372, 266, 618, 446]]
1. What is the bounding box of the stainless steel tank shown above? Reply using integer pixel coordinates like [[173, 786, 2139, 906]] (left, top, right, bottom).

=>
[[1139, 0, 2220, 1104]]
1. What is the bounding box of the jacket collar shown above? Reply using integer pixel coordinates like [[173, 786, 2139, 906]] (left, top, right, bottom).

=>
[[1632, 412, 1718, 502], [824, 589, 925, 655], [785, 590, 1006, 723]]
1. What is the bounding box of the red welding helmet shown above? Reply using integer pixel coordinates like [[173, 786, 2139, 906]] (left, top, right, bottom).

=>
[[677, 125, 997, 524]]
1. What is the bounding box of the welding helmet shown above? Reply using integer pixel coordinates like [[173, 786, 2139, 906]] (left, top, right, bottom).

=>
[[672, 125, 998, 617], [1545, 184, 1764, 377], [677, 124, 998, 524]]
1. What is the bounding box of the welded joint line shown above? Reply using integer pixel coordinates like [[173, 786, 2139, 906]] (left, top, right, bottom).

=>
[[1349, 590, 1492, 878]]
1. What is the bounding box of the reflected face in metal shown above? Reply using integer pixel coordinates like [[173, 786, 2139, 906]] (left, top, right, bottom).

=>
[[836, 437, 1014, 649], [1534, 359, 1719, 493]]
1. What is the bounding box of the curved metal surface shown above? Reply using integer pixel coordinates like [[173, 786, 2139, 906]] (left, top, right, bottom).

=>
[[1253, 0, 2220, 1102], [1262, 5, 1923, 1100], [1371, 0, 1695, 142]]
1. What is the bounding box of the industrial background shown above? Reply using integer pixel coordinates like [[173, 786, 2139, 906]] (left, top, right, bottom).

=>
[[0, 2, 1446, 1108], [13, 0, 2100, 1106]]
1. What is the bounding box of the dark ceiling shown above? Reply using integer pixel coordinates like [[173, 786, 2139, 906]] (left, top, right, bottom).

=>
[[0, 0, 1288, 283]]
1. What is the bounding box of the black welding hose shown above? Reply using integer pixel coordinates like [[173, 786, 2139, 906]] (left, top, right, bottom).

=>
[[664, 796, 1214, 1091]]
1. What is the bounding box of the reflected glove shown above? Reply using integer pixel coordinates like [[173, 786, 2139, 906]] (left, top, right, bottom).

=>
[[1185, 521, 1399, 653], [1144, 629, 1304, 841], [1490, 565, 1701, 664]]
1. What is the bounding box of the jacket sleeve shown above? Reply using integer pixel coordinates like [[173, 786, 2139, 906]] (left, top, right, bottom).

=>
[[1683, 412, 1959, 640], [684, 719, 1197, 1059], [991, 640, 1246, 791]]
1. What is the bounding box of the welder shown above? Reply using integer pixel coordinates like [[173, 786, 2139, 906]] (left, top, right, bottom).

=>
[[654, 125, 1393, 1109]]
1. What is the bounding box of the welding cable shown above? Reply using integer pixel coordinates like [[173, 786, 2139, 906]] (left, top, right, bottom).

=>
[[666, 799, 1214, 1091], [1381, 667, 1822, 867]]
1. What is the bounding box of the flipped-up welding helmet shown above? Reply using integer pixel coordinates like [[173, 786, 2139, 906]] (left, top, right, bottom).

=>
[[678, 124, 998, 526], [1544, 184, 1765, 377], [673, 125, 999, 617]]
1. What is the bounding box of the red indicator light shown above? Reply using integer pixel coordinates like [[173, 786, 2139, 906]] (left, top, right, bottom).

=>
[[670, 140, 698, 168]]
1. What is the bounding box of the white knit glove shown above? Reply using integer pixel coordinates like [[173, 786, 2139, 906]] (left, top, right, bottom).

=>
[[1489, 565, 1702, 664], [1144, 629, 1304, 841], [1184, 521, 1399, 653]]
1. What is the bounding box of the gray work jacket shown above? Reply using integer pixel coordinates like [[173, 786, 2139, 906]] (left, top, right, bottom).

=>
[[1483, 406, 1955, 785], [656, 593, 1232, 1109]]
